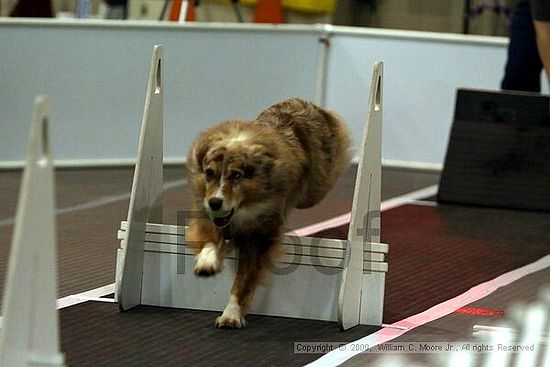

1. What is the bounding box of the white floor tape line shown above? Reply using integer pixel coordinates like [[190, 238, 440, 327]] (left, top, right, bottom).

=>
[[305, 252, 550, 367], [0, 178, 187, 228], [0, 283, 117, 327], [291, 185, 438, 237], [1, 283, 115, 326], [379, 185, 438, 212], [56, 283, 116, 309], [66, 296, 116, 304]]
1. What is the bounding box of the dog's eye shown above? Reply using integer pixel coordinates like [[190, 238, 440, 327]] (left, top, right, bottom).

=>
[[228, 170, 242, 181], [244, 166, 255, 178], [204, 168, 215, 180]]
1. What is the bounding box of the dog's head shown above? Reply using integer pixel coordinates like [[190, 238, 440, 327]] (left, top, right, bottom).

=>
[[188, 123, 277, 228]]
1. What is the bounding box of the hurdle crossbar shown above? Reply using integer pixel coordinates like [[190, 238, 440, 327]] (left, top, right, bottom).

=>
[[0, 96, 65, 367], [115, 45, 388, 329]]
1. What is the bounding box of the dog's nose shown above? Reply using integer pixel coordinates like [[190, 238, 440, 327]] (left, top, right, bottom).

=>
[[209, 197, 223, 211]]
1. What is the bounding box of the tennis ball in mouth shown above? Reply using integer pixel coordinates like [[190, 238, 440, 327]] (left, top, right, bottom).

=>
[[208, 209, 232, 219]]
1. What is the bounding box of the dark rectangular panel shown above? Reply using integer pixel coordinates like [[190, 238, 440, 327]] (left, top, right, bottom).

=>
[[438, 88, 550, 211]]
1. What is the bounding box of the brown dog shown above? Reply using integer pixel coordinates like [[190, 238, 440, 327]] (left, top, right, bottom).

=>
[[186, 98, 351, 328]]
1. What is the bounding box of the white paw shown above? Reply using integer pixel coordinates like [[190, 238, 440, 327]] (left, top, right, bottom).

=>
[[215, 296, 246, 329], [194, 242, 221, 276], [215, 314, 246, 329]]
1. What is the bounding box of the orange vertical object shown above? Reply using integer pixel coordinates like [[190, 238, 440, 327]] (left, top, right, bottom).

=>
[[169, 0, 195, 22], [168, 0, 181, 20], [254, 0, 284, 24], [186, 1, 196, 21]]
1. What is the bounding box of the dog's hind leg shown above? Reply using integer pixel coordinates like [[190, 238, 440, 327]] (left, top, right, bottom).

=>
[[215, 238, 276, 329]]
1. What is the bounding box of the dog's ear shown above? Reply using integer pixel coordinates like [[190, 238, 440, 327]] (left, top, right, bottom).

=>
[[189, 134, 212, 173]]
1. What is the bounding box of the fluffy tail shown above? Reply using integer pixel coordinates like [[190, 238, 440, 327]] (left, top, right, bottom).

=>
[[257, 98, 352, 209]]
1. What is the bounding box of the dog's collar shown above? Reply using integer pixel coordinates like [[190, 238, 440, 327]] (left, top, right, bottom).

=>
[[222, 225, 233, 241]]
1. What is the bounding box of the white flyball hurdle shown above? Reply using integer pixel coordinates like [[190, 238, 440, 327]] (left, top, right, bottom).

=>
[[115, 45, 389, 329], [0, 96, 65, 367]]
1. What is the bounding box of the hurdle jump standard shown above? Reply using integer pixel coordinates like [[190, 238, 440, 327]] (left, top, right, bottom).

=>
[[0, 96, 65, 367], [115, 45, 388, 329]]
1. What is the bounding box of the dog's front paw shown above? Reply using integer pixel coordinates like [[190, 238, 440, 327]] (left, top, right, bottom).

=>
[[194, 243, 221, 276], [215, 314, 246, 329]]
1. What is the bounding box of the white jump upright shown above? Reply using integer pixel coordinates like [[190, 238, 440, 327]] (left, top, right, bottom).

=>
[[340, 62, 384, 329], [0, 96, 65, 367], [116, 45, 164, 310], [115, 45, 388, 329]]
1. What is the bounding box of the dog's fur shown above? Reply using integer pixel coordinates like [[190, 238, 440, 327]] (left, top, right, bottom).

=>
[[186, 98, 351, 328]]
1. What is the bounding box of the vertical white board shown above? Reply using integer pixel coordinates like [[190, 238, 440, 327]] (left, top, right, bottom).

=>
[[116, 45, 164, 310], [339, 62, 383, 330], [0, 96, 64, 367]]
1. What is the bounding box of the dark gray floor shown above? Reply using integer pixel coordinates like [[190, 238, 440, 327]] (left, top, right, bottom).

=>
[[60, 302, 379, 367], [54, 199, 550, 367], [2, 165, 549, 367]]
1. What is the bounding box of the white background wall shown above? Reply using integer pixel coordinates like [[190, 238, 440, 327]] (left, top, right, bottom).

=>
[[323, 28, 525, 167], [1, 20, 547, 168], [0, 20, 320, 165]]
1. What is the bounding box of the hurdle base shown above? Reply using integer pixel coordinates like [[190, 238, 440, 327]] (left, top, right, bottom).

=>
[[360, 272, 386, 325], [115, 221, 388, 325]]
